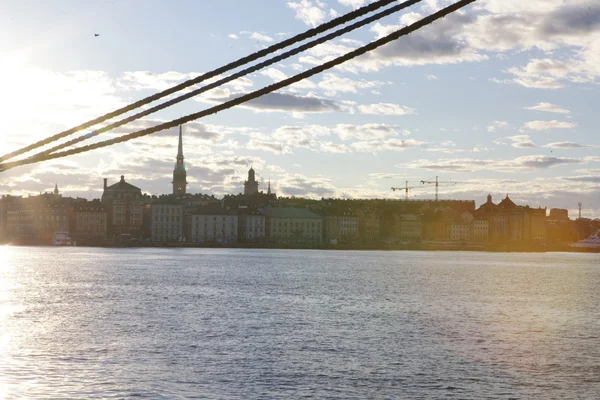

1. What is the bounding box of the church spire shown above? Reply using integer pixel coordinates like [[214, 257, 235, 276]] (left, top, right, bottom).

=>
[[267, 177, 271, 195], [177, 125, 184, 160], [172, 125, 187, 197]]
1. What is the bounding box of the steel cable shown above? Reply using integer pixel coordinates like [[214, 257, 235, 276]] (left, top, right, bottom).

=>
[[0, 0, 476, 173], [0, 0, 401, 163], [27, 0, 423, 160]]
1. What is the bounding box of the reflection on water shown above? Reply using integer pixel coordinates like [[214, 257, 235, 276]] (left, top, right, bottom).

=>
[[0, 247, 599, 399]]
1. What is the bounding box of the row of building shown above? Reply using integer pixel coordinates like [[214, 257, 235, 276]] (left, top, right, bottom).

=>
[[2, 172, 594, 246], [1, 126, 596, 246]]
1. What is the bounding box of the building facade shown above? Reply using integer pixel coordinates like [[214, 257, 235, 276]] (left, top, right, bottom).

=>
[[4, 191, 70, 243], [71, 201, 107, 241], [262, 207, 322, 244], [190, 207, 238, 243], [151, 199, 184, 242], [239, 210, 266, 243], [101, 176, 144, 237], [324, 213, 359, 244]]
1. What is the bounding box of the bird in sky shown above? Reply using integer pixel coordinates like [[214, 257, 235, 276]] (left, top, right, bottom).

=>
[[94, 33, 100, 37]]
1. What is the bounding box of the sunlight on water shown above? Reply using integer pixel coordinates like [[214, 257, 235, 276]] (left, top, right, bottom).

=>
[[0, 247, 598, 398]]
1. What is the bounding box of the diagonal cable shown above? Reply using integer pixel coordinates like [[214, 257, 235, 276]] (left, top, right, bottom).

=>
[[0, 0, 401, 163], [27, 0, 423, 160], [0, 0, 477, 173]]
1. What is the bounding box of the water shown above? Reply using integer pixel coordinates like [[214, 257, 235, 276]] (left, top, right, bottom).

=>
[[1, 247, 599, 399]]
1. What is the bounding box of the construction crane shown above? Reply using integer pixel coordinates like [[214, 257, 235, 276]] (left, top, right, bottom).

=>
[[420, 176, 471, 202], [391, 181, 420, 201]]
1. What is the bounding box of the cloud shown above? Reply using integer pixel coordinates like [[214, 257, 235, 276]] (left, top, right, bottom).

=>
[[228, 34, 239, 40], [543, 142, 599, 149], [425, 74, 439, 80], [317, 73, 388, 95], [337, 0, 367, 9], [487, 121, 508, 132], [523, 120, 576, 131], [247, 139, 287, 154], [249, 32, 275, 43], [562, 175, 600, 184], [204, 90, 345, 115], [287, 0, 327, 27], [357, 103, 416, 116], [349, 138, 426, 153], [333, 124, 404, 140], [507, 135, 536, 148], [525, 102, 570, 114], [397, 155, 585, 173]]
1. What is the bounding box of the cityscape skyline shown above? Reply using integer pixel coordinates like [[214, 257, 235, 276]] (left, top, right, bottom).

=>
[[0, 0, 598, 218]]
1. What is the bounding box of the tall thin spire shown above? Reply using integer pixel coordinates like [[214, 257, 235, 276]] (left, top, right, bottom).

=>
[[172, 125, 187, 196], [177, 125, 184, 160], [267, 177, 271, 195]]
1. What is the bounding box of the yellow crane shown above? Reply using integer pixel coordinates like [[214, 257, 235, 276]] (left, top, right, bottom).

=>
[[420, 176, 471, 202], [391, 181, 420, 201]]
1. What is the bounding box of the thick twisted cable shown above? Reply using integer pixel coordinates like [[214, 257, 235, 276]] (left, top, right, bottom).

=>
[[0, 0, 400, 163], [0, 0, 477, 173], [29, 0, 423, 159]]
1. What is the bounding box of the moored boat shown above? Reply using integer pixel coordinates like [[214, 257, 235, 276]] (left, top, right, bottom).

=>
[[570, 230, 600, 249]]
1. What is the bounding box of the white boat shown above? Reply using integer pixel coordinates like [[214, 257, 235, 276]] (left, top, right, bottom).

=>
[[570, 230, 600, 249], [52, 231, 74, 246]]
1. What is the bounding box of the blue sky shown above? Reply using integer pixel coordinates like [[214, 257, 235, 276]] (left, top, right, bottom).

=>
[[0, 0, 599, 217]]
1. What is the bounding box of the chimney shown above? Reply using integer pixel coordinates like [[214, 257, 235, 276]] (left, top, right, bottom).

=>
[[103, 178, 108, 190]]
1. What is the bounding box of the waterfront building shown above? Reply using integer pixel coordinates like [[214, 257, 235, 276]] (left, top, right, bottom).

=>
[[172, 125, 187, 197], [262, 207, 322, 244], [151, 198, 184, 242], [358, 214, 380, 244], [71, 200, 107, 241], [477, 194, 546, 243], [323, 211, 359, 244], [477, 195, 509, 241], [396, 214, 423, 241], [472, 217, 489, 242], [239, 209, 266, 243], [4, 190, 71, 243], [190, 206, 238, 243], [101, 176, 144, 237], [446, 221, 470, 241]]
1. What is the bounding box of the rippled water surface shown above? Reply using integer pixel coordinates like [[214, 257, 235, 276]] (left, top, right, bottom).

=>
[[1, 247, 599, 399]]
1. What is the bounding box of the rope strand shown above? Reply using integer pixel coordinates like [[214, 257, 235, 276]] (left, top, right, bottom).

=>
[[0, 0, 400, 163], [0, 0, 476, 173], [28, 0, 423, 160]]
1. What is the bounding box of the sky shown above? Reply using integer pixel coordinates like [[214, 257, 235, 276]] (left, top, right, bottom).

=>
[[0, 0, 598, 218]]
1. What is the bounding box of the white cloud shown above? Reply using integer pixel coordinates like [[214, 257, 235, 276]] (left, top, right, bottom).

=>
[[249, 32, 275, 43], [357, 103, 416, 116], [337, 0, 367, 9], [333, 123, 403, 140], [425, 74, 439, 80], [543, 142, 599, 149], [523, 120, 576, 131], [317, 73, 387, 95], [524, 102, 570, 114], [228, 34, 239, 40], [487, 121, 508, 132], [397, 155, 586, 173], [287, 0, 327, 27], [507, 135, 536, 148]]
